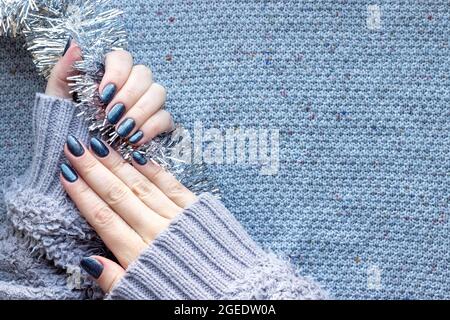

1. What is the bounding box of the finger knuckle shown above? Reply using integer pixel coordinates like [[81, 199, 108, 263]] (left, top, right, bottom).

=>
[[166, 181, 186, 199], [133, 64, 152, 78], [132, 102, 148, 117], [77, 183, 92, 198], [81, 158, 99, 175], [161, 110, 172, 122], [106, 67, 123, 81], [109, 159, 127, 174], [130, 180, 154, 199], [92, 205, 115, 227], [123, 86, 139, 100], [152, 83, 167, 98], [105, 183, 128, 204], [150, 120, 164, 134], [148, 164, 165, 180], [107, 50, 132, 63], [161, 111, 175, 130]]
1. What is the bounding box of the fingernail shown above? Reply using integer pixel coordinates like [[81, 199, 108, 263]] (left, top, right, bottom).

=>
[[117, 118, 135, 137], [107, 103, 126, 125], [72, 92, 81, 103], [80, 257, 103, 279], [90, 137, 110, 158], [62, 35, 72, 56], [100, 83, 116, 104], [129, 130, 144, 144], [60, 163, 78, 182], [67, 135, 84, 157], [132, 151, 147, 165]]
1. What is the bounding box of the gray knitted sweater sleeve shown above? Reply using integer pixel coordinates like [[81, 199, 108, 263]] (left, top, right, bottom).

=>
[[4, 93, 105, 299], [7, 94, 327, 300], [108, 193, 328, 300]]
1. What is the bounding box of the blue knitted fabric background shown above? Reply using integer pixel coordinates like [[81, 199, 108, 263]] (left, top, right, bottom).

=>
[[0, 1, 449, 299]]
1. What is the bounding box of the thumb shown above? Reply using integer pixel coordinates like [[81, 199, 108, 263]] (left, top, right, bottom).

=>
[[45, 38, 82, 99], [80, 256, 126, 294]]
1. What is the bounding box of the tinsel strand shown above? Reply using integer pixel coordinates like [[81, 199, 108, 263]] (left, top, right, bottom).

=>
[[1, 0, 218, 196]]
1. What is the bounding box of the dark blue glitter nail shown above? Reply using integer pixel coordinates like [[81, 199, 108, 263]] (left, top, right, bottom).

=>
[[67, 135, 84, 157], [90, 137, 110, 158], [100, 83, 117, 104], [80, 257, 103, 279], [117, 118, 135, 137], [129, 130, 144, 144], [132, 151, 147, 165], [62, 35, 72, 56], [60, 163, 78, 182], [107, 103, 126, 125]]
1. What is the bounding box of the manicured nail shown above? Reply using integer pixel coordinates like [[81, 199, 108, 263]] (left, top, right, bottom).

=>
[[72, 92, 80, 103], [80, 257, 103, 279], [60, 163, 78, 182], [132, 151, 147, 165], [107, 103, 126, 125], [100, 83, 116, 104], [62, 35, 72, 56], [67, 135, 84, 157], [90, 137, 110, 158], [117, 118, 135, 137], [129, 130, 144, 144]]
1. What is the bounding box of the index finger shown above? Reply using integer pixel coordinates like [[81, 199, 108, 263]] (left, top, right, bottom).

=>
[[99, 50, 133, 104]]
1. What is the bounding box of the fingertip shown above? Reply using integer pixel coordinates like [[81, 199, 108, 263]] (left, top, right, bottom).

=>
[[131, 151, 148, 166], [128, 130, 144, 145], [84, 256, 126, 293], [89, 136, 111, 158], [46, 42, 82, 98], [80, 256, 104, 279], [60, 163, 79, 183], [59, 42, 82, 69], [99, 50, 133, 95], [62, 36, 80, 54]]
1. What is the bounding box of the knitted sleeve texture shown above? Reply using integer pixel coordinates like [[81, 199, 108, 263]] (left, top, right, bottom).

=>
[[108, 193, 328, 300], [3, 93, 104, 298]]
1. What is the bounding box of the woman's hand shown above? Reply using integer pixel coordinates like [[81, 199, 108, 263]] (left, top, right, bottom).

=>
[[61, 136, 198, 293], [46, 40, 174, 145]]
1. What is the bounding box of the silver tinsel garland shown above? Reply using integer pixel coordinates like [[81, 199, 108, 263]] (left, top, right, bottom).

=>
[[0, 0, 37, 36], [1, 0, 218, 196]]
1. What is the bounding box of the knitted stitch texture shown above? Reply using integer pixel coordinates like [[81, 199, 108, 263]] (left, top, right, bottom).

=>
[[108, 193, 327, 300], [0, 1, 449, 299]]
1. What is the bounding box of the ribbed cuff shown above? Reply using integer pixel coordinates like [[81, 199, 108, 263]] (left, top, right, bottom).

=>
[[24, 93, 90, 196], [107, 193, 266, 300], [107, 194, 328, 300]]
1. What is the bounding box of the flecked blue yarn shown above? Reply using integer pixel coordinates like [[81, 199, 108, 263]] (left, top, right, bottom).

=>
[[0, 0, 448, 299]]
